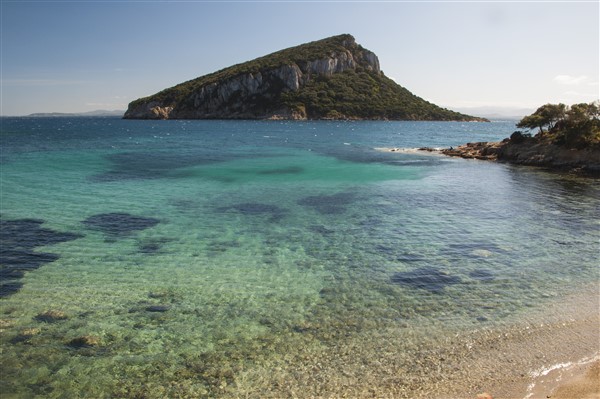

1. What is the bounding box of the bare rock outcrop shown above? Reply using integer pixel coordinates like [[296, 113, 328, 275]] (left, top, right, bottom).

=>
[[441, 137, 600, 175]]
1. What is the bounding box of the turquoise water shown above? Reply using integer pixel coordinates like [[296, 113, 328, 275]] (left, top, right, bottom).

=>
[[1, 118, 598, 397]]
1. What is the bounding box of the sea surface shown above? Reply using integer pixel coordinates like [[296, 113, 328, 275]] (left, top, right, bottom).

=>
[[1, 117, 598, 398]]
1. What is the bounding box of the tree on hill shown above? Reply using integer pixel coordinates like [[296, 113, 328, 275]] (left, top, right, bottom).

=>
[[516, 103, 566, 133], [517, 101, 599, 148]]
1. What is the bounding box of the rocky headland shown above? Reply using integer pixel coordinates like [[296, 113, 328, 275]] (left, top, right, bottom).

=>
[[425, 102, 600, 175], [124, 34, 486, 121], [438, 132, 600, 175]]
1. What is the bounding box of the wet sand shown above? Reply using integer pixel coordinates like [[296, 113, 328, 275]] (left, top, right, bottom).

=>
[[430, 284, 600, 399], [530, 359, 599, 399]]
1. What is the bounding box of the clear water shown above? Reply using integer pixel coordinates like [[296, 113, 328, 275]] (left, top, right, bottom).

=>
[[1, 118, 598, 398]]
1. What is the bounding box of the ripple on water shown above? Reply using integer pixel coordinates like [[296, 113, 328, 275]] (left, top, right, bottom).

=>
[[390, 266, 462, 293], [215, 202, 287, 222]]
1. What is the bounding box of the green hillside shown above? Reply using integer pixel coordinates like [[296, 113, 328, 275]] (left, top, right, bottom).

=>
[[124, 34, 486, 121]]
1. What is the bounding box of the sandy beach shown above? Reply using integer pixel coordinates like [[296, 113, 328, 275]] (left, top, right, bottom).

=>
[[440, 284, 600, 399], [528, 359, 599, 399]]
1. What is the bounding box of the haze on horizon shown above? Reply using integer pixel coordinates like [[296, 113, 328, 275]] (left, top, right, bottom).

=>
[[1, 1, 598, 118]]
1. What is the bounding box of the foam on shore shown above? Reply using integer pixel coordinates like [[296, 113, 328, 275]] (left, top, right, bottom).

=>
[[525, 356, 600, 399], [430, 283, 600, 399]]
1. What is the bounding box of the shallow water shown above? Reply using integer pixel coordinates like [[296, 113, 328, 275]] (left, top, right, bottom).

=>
[[1, 118, 598, 397]]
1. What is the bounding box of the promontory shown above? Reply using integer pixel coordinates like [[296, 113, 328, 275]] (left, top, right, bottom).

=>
[[440, 102, 600, 175], [124, 34, 486, 121]]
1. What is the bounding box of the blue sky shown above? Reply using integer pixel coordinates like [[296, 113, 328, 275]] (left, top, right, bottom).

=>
[[1, 1, 598, 116]]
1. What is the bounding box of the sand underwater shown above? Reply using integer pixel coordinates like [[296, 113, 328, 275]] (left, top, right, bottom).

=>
[[1, 118, 598, 398]]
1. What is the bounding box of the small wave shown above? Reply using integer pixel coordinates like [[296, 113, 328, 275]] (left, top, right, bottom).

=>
[[374, 147, 443, 154], [524, 353, 600, 399]]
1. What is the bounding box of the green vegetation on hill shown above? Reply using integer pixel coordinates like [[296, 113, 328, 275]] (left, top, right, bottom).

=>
[[125, 34, 485, 121], [281, 69, 470, 120], [129, 34, 359, 110], [516, 101, 600, 149]]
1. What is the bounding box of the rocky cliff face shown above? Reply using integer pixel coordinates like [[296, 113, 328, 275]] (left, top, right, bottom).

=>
[[124, 34, 481, 121], [125, 37, 380, 120]]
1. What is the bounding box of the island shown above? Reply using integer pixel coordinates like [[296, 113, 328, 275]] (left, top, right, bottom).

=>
[[440, 102, 600, 175], [123, 34, 486, 121]]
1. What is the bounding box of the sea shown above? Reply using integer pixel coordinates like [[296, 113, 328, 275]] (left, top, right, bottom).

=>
[[1, 117, 598, 398]]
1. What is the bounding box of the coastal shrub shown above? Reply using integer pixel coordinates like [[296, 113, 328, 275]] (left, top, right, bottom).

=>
[[509, 131, 531, 144], [517, 101, 600, 149], [281, 70, 471, 120]]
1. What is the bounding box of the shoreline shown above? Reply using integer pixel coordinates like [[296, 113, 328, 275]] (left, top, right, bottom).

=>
[[525, 357, 599, 399], [376, 142, 600, 176], [442, 140, 600, 176], [430, 284, 600, 399]]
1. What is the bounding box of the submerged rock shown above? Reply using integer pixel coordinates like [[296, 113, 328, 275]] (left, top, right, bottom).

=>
[[309, 225, 335, 236], [145, 305, 171, 313], [67, 335, 101, 348], [469, 269, 495, 281], [391, 266, 462, 292], [298, 192, 356, 214], [11, 327, 41, 344], [34, 310, 69, 323], [82, 213, 160, 236], [138, 238, 171, 255], [139, 241, 162, 254], [0, 319, 15, 330]]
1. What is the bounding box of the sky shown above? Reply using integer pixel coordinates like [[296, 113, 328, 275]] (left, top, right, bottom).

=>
[[1, 0, 598, 117]]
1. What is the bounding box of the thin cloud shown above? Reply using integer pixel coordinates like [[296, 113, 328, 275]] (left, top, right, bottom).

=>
[[553, 75, 588, 85]]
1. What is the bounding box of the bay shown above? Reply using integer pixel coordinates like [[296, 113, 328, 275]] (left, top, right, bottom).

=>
[[1, 117, 598, 398]]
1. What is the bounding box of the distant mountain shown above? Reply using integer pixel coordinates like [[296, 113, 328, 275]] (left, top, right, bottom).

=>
[[450, 106, 535, 120], [124, 34, 486, 122], [27, 110, 125, 117]]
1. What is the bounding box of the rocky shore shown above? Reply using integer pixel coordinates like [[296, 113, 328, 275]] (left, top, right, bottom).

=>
[[436, 136, 600, 176]]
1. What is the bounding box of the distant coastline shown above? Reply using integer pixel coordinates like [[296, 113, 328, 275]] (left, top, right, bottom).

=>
[[25, 110, 125, 118], [13, 109, 531, 120]]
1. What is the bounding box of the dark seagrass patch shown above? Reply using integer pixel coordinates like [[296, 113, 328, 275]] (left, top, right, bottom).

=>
[[391, 266, 462, 292], [82, 213, 160, 237], [0, 217, 83, 298]]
